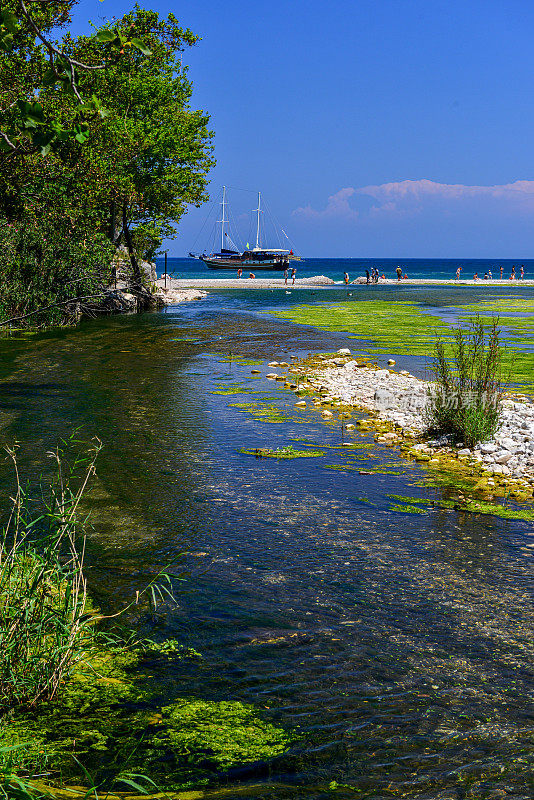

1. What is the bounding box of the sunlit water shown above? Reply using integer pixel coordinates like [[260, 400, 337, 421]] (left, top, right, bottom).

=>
[[0, 287, 532, 798]]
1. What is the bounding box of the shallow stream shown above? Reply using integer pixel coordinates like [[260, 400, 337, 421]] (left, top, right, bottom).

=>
[[0, 286, 532, 799]]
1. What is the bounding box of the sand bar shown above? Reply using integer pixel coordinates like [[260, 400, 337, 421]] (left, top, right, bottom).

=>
[[156, 276, 534, 291]]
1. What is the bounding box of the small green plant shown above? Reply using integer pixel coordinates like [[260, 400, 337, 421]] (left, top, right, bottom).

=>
[[426, 315, 505, 447]]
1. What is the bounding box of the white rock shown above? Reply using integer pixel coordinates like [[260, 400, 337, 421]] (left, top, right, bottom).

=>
[[337, 348, 351, 355], [494, 450, 513, 464], [480, 443, 497, 454]]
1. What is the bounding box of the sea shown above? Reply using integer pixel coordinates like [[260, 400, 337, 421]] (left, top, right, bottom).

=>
[[155, 256, 534, 282]]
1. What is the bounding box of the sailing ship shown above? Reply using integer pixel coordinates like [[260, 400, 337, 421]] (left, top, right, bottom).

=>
[[189, 187, 300, 271]]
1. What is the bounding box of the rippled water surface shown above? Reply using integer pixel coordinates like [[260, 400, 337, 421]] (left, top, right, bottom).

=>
[[0, 288, 532, 799]]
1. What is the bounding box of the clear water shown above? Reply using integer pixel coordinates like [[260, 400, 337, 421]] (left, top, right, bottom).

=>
[[0, 288, 532, 798]]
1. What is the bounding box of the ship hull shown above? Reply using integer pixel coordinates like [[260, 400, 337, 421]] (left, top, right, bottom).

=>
[[202, 258, 287, 271]]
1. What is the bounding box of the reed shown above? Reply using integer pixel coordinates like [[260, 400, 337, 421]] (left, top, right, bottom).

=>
[[0, 440, 100, 712]]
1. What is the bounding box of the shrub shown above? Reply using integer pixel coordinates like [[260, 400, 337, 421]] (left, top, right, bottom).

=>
[[426, 315, 505, 447], [0, 213, 113, 329]]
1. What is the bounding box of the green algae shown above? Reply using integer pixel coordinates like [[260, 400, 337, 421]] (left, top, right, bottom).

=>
[[459, 297, 534, 314], [389, 503, 429, 515], [268, 300, 451, 357], [448, 499, 534, 521], [0, 642, 295, 794], [388, 494, 433, 506], [387, 492, 534, 522], [240, 446, 324, 459], [0, 646, 147, 780], [216, 355, 263, 366], [153, 699, 293, 773], [210, 387, 257, 395], [268, 299, 534, 389], [229, 402, 293, 424]]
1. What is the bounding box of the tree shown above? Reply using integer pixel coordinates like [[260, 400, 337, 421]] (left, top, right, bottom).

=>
[[56, 6, 214, 282], [0, 1, 146, 155], [0, 3, 214, 323]]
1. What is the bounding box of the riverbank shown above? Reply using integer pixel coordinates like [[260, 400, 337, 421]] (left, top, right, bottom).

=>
[[262, 351, 534, 491], [156, 275, 534, 290]]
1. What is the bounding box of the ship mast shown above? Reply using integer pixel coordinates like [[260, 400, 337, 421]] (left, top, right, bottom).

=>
[[254, 191, 262, 250], [219, 185, 227, 251]]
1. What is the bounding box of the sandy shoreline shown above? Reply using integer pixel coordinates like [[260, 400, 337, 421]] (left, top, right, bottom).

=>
[[156, 276, 534, 291]]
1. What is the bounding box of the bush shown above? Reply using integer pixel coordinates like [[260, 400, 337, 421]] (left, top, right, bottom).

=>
[[426, 315, 505, 447], [0, 213, 113, 328]]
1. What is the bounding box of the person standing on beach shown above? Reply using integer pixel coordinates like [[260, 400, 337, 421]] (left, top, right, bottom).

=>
[[365, 269, 370, 284], [488, 270, 492, 279], [455, 267, 462, 280], [500, 266, 504, 279], [396, 266, 402, 281], [291, 267, 296, 285], [520, 265, 525, 280], [344, 271, 349, 285], [284, 268, 288, 285], [511, 266, 516, 280], [237, 268, 243, 278]]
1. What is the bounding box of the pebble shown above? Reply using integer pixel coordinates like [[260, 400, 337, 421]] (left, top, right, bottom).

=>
[[303, 358, 534, 482]]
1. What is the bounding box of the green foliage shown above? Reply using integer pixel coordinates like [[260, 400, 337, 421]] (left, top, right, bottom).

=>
[[53, 6, 215, 241], [0, 204, 113, 327], [0, 3, 214, 320], [0, 2, 151, 155], [426, 316, 505, 447], [130, 222, 164, 262]]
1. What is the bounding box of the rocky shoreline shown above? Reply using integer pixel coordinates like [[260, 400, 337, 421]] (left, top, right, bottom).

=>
[[266, 351, 534, 492]]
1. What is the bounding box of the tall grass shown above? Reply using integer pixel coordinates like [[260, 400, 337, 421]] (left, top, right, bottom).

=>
[[426, 315, 505, 447], [0, 439, 180, 798], [0, 441, 100, 711]]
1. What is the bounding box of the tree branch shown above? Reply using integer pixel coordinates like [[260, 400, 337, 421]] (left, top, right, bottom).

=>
[[0, 293, 108, 326], [19, 1, 106, 72], [0, 130, 18, 152]]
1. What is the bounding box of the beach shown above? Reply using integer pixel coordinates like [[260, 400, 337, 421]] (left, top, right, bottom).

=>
[[156, 275, 534, 290]]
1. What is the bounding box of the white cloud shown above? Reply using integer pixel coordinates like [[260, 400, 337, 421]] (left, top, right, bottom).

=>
[[293, 179, 534, 222], [293, 187, 359, 220]]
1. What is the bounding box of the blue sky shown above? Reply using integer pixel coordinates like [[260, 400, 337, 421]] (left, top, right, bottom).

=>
[[71, 1, 534, 257]]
